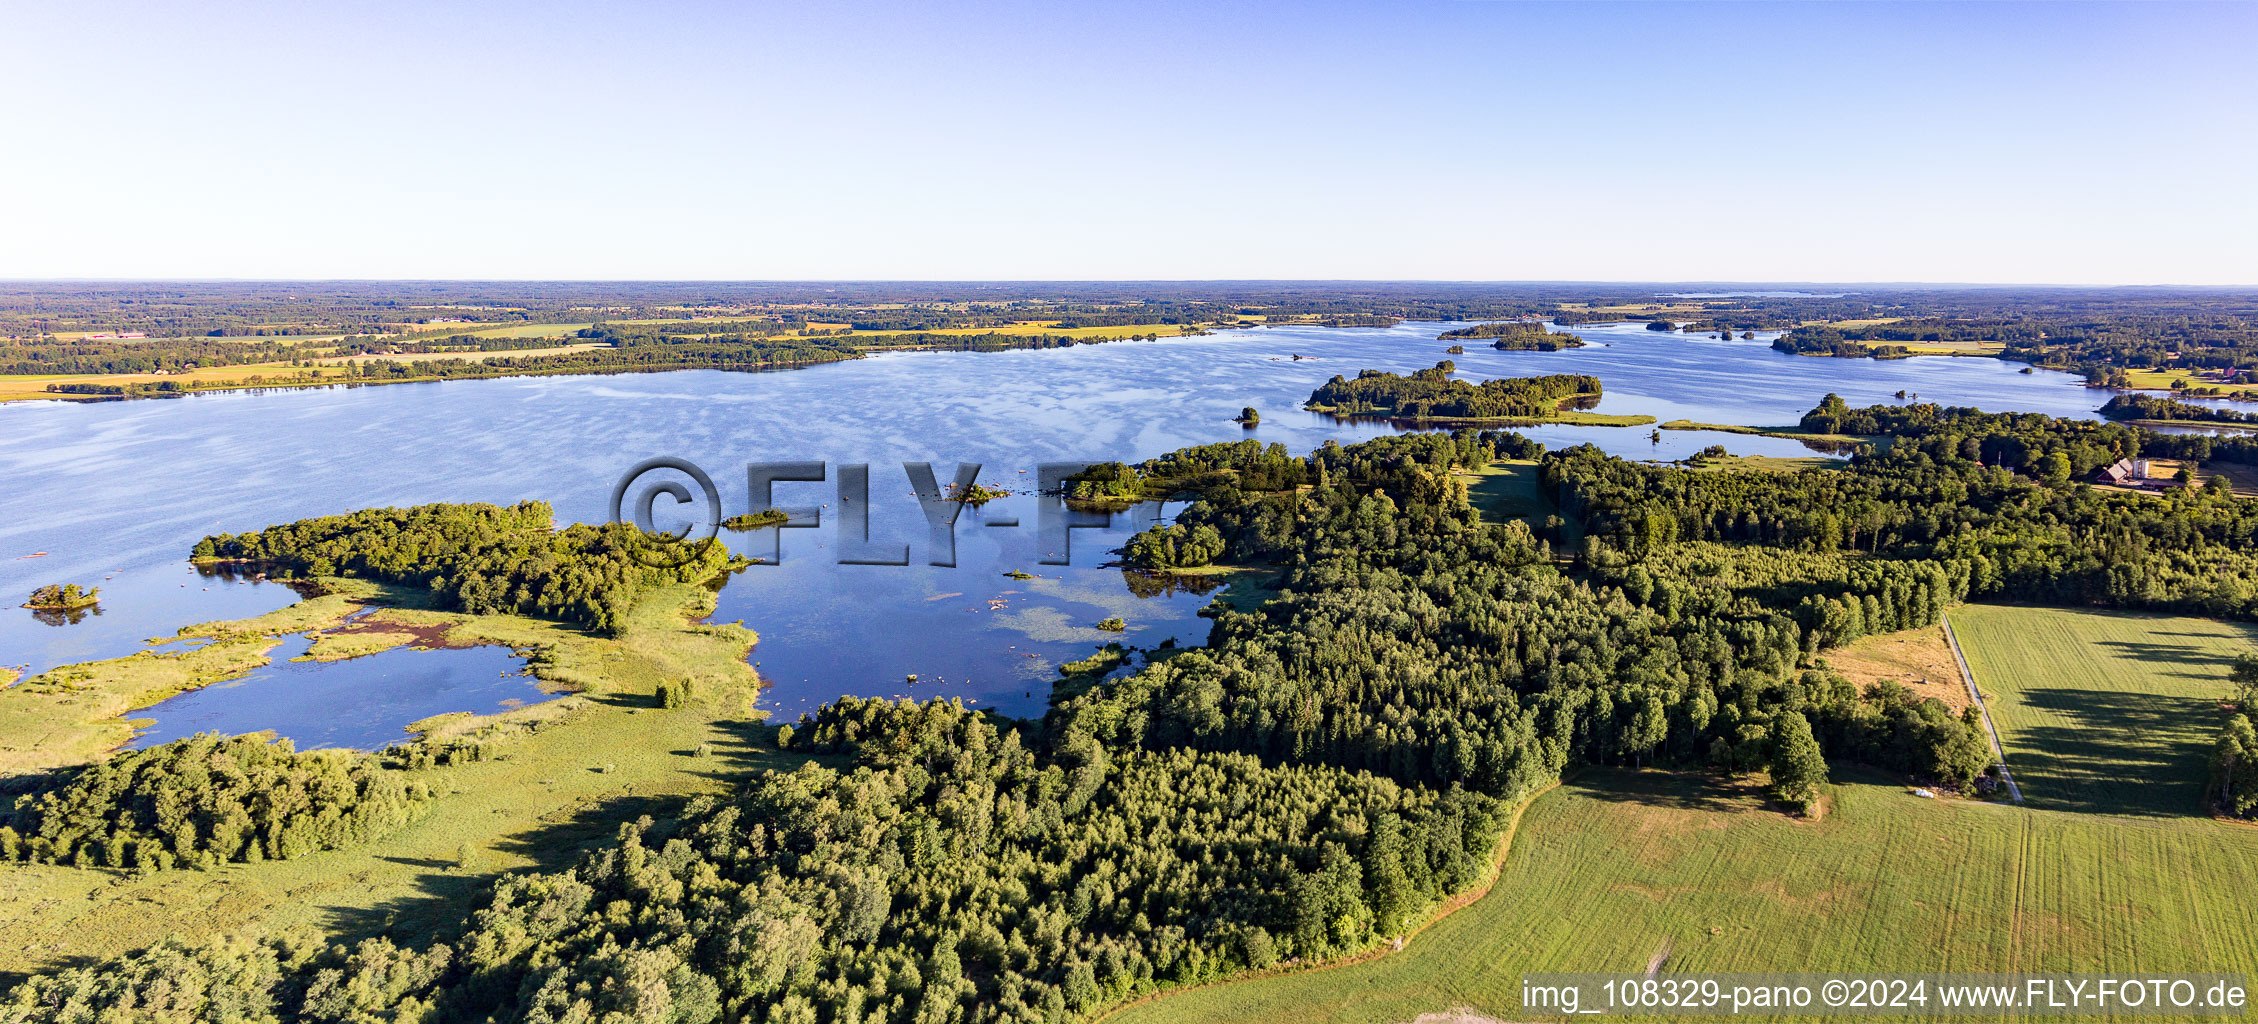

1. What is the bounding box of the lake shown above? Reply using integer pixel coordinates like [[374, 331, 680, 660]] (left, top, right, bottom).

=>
[[127, 633, 547, 751], [0, 320, 2120, 740]]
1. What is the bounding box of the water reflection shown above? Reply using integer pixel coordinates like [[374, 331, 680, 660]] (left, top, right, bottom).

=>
[[129, 633, 546, 751]]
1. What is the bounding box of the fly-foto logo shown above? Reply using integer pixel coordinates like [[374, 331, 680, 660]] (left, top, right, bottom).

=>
[[608, 458, 1158, 569]]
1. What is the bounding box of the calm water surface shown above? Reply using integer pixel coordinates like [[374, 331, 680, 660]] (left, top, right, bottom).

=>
[[0, 321, 2122, 740], [126, 634, 546, 750]]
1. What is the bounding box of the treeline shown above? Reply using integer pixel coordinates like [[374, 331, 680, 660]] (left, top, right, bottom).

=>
[[1798, 394, 2258, 473], [2211, 657, 2258, 818], [191, 501, 741, 636], [1306, 363, 1601, 420], [1773, 314, 2258, 376], [0, 733, 432, 871], [0, 335, 310, 375], [1551, 423, 2258, 622], [2099, 392, 2258, 425]]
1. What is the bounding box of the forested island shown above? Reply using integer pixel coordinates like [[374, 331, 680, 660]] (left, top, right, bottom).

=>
[[21, 584, 98, 610], [1305, 362, 1643, 424], [1436, 321, 1586, 350]]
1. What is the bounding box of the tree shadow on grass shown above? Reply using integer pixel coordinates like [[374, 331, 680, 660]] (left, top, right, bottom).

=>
[[2004, 687, 2219, 818], [319, 787, 689, 951], [2090, 640, 2241, 682], [1568, 767, 1765, 815], [315, 710, 828, 952]]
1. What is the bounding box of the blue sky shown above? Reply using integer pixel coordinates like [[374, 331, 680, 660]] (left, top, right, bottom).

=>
[[3, 0, 2252, 283]]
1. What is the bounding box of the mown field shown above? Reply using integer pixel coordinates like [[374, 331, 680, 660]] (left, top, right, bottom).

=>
[[1111, 770, 2258, 1024], [1949, 604, 2253, 817], [1114, 605, 2258, 1024]]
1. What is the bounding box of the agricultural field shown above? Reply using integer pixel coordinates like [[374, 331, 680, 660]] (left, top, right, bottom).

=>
[[2123, 368, 2258, 396], [0, 364, 355, 402], [1111, 768, 2258, 1024], [1948, 604, 2253, 817], [456, 321, 596, 339]]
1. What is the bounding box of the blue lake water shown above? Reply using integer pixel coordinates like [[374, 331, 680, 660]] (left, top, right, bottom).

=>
[[0, 319, 2158, 733], [126, 634, 545, 751]]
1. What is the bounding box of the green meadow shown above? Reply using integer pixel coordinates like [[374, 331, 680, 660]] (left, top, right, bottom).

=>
[[1950, 604, 2254, 817]]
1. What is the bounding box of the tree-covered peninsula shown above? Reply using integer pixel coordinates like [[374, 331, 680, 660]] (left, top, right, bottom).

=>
[[191, 501, 742, 636]]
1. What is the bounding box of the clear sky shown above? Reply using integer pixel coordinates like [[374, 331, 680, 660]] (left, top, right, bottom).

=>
[[3, 0, 2252, 284]]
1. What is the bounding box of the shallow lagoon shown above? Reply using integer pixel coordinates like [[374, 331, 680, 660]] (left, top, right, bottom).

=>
[[127, 634, 545, 751], [0, 319, 2126, 732]]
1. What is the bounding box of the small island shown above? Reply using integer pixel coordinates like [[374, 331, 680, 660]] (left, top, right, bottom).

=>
[[22, 583, 99, 611], [720, 509, 790, 531], [945, 482, 1012, 505], [1438, 321, 1586, 351], [1304, 362, 1653, 426], [1445, 344, 1465, 354], [1235, 406, 1260, 426]]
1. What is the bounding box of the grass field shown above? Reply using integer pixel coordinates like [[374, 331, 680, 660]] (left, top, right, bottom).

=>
[[1658, 420, 1872, 446], [0, 584, 777, 979], [1457, 461, 1549, 524], [1689, 454, 1845, 473], [2124, 368, 2258, 396], [1110, 768, 2258, 1024], [1949, 604, 2253, 817], [2195, 462, 2258, 497]]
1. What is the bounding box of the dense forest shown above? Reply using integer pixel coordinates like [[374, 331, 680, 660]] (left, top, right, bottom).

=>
[[0, 734, 432, 871], [191, 501, 743, 636], [1305, 363, 1601, 420]]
